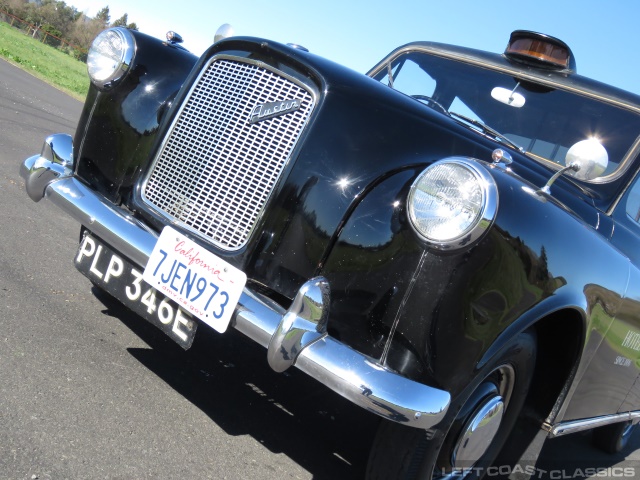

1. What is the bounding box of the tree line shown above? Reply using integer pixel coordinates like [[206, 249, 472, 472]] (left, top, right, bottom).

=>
[[0, 0, 137, 54]]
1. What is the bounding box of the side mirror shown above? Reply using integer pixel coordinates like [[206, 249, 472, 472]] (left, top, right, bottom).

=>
[[214, 24, 235, 43], [564, 138, 609, 181]]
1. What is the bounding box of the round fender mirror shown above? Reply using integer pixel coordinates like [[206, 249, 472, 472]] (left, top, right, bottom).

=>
[[564, 138, 608, 181]]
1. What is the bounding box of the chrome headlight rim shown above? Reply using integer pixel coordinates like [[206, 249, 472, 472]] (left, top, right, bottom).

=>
[[407, 157, 498, 251], [87, 27, 136, 90]]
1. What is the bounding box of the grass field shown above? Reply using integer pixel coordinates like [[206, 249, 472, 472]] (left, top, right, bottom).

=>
[[0, 22, 88, 100]]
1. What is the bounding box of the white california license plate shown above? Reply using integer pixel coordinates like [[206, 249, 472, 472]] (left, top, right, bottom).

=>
[[143, 226, 247, 333]]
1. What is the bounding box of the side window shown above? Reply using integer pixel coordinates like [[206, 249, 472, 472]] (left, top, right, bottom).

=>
[[611, 171, 640, 267], [626, 176, 640, 223]]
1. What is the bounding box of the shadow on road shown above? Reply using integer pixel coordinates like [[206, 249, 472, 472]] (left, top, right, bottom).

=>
[[94, 286, 376, 479], [93, 286, 640, 479]]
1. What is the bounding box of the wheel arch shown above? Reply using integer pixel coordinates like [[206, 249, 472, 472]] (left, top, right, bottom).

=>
[[527, 308, 585, 423], [478, 304, 587, 423]]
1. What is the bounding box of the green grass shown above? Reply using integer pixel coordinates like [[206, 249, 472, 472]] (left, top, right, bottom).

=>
[[0, 22, 88, 100]]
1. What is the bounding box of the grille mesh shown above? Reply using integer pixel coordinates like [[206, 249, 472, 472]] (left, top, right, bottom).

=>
[[142, 57, 315, 250]]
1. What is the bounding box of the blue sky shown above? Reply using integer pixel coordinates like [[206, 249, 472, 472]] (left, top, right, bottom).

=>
[[69, 0, 640, 95]]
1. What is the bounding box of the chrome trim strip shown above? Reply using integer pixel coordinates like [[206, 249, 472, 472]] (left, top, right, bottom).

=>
[[547, 411, 640, 437], [22, 150, 451, 430]]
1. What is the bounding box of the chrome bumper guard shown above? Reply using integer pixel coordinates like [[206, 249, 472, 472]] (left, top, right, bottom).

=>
[[20, 134, 450, 430]]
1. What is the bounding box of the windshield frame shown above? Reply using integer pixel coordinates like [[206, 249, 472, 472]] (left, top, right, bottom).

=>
[[367, 43, 640, 186]]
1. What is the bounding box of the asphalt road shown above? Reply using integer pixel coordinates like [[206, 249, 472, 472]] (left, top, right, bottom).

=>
[[1, 58, 640, 480]]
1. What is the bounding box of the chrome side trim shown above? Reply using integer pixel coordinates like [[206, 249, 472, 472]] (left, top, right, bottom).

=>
[[546, 411, 640, 437], [21, 147, 451, 430]]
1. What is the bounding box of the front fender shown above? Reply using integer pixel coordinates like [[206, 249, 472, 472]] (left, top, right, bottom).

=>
[[320, 167, 426, 365], [74, 30, 198, 202], [403, 165, 628, 398], [322, 161, 631, 402]]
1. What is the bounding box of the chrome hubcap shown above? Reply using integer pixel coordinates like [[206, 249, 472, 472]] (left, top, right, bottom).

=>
[[448, 364, 515, 472], [451, 395, 505, 469]]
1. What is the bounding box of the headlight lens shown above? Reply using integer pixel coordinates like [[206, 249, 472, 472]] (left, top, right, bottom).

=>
[[87, 28, 135, 89], [408, 158, 498, 250]]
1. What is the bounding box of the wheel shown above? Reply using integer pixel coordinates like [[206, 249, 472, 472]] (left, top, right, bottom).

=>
[[366, 331, 536, 480], [592, 420, 636, 454]]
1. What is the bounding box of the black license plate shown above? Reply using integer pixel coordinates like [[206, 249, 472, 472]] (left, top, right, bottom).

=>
[[74, 233, 198, 349]]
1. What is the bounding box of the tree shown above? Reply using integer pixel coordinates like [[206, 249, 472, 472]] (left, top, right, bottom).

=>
[[95, 6, 109, 27], [12, 0, 80, 40], [111, 12, 138, 30], [1, 0, 29, 17], [111, 12, 127, 27], [38, 1, 80, 38], [1, 0, 140, 56], [69, 13, 105, 50]]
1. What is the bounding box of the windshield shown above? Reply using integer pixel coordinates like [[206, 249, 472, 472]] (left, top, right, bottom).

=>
[[372, 50, 640, 181]]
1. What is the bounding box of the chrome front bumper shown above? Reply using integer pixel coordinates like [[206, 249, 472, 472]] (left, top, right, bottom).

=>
[[20, 134, 450, 430]]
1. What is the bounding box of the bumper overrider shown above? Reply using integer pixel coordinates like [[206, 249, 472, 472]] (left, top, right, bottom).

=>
[[20, 133, 450, 430]]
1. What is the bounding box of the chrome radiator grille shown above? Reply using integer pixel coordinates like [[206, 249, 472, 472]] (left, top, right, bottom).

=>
[[142, 56, 315, 250]]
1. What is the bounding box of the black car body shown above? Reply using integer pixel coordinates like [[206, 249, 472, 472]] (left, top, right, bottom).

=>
[[21, 27, 640, 477]]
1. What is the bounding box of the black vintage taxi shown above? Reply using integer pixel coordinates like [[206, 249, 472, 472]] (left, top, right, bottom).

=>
[[20, 26, 640, 478]]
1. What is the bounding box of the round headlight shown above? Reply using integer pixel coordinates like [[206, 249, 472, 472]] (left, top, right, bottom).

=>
[[408, 158, 498, 250], [87, 28, 135, 89]]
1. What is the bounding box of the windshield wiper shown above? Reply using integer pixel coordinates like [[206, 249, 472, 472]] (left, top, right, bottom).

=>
[[449, 111, 525, 153]]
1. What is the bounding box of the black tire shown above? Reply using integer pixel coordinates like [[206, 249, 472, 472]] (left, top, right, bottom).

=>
[[366, 331, 536, 480], [592, 421, 636, 454]]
